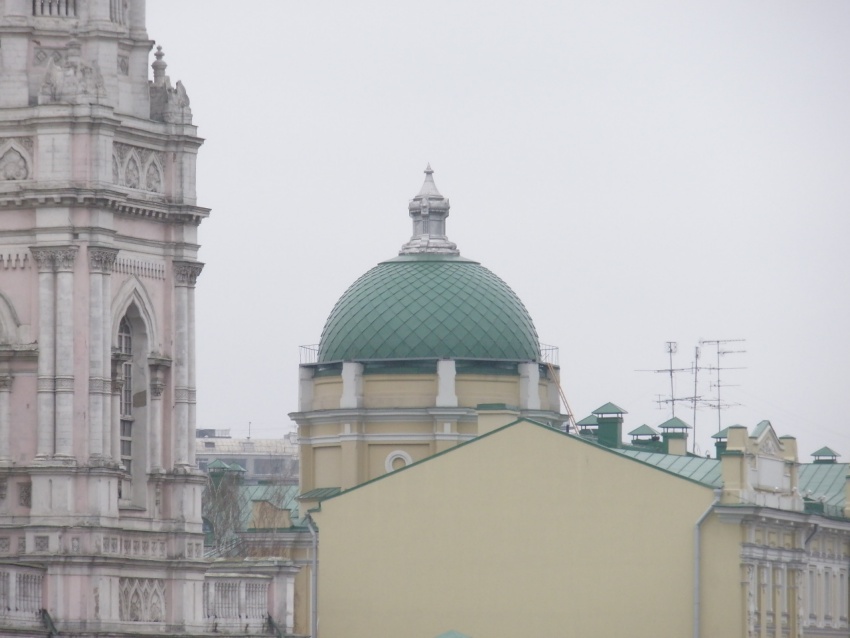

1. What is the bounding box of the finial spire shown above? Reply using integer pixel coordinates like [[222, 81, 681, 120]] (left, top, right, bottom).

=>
[[399, 165, 459, 256]]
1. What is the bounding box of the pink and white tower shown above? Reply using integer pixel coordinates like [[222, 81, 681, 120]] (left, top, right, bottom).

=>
[[0, 1, 214, 634]]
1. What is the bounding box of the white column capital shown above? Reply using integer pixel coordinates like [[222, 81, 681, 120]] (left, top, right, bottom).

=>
[[173, 260, 204, 287], [88, 246, 118, 273]]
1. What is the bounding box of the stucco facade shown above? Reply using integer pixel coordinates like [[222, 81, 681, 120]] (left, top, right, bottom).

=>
[[311, 418, 850, 638]]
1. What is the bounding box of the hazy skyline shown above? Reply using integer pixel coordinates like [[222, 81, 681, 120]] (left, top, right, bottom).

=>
[[146, 1, 850, 458]]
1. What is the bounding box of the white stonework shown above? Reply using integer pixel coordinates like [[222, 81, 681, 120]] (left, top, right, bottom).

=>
[[0, 2, 294, 635]]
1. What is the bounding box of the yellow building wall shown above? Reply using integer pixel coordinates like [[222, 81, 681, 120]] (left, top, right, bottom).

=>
[[311, 376, 342, 410], [363, 374, 437, 408], [456, 375, 520, 407], [313, 421, 739, 638], [312, 446, 341, 488]]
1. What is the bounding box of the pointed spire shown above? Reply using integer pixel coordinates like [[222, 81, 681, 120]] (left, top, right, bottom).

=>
[[399, 165, 459, 256]]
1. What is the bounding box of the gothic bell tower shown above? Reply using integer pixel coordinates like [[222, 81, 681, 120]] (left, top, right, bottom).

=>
[[0, 0, 210, 632]]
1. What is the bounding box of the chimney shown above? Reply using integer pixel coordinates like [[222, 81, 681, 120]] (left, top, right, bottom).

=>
[[658, 416, 691, 455], [719, 425, 748, 504], [591, 402, 627, 448], [811, 446, 840, 465], [712, 427, 730, 458]]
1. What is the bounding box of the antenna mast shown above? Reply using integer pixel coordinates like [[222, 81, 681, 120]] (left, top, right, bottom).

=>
[[700, 339, 746, 432]]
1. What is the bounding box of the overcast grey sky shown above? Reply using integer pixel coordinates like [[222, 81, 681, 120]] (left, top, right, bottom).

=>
[[147, 1, 850, 459]]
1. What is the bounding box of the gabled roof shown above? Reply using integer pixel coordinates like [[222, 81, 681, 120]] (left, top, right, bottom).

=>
[[592, 402, 627, 415]]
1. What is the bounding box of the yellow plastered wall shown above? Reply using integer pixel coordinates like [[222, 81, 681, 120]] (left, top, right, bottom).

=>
[[313, 422, 734, 638], [312, 447, 341, 488], [311, 377, 342, 410], [456, 375, 520, 407], [363, 375, 437, 408]]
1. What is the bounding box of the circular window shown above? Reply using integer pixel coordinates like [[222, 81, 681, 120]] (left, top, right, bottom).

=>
[[385, 450, 413, 473]]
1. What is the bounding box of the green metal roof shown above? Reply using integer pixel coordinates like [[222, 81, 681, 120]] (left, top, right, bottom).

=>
[[576, 415, 598, 427], [798, 462, 847, 517], [298, 487, 342, 501], [812, 446, 841, 458], [712, 427, 732, 439], [592, 402, 627, 415], [616, 449, 723, 487], [658, 416, 691, 430], [318, 254, 540, 363], [628, 424, 659, 437]]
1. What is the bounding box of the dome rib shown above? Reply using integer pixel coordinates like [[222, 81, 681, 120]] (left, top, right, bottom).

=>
[[318, 255, 540, 363]]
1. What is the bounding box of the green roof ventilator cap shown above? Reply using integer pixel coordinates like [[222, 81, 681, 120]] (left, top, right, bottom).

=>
[[658, 416, 692, 430], [318, 167, 541, 363], [592, 402, 627, 416]]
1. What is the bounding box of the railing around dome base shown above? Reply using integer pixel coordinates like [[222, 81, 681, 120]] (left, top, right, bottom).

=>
[[301, 343, 559, 366], [300, 344, 319, 364], [540, 343, 559, 366]]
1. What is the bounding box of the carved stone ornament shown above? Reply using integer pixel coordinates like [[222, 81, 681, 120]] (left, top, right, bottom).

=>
[[0, 148, 29, 181], [39, 40, 105, 105], [19, 482, 32, 508], [119, 578, 166, 622], [173, 261, 204, 286], [149, 47, 193, 125], [112, 143, 164, 192], [150, 381, 165, 398], [54, 246, 79, 271], [88, 247, 118, 273], [0, 376, 11, 391]]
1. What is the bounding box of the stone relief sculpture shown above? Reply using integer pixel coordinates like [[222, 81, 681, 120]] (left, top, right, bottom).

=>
[[38, 40, 105, 105], [0, 138, 33, 182], [0, 149, 27, 181], [149, 47, 193, 124]]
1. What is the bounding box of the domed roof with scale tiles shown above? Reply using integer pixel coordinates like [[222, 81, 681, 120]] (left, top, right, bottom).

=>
[[317, 167, 540, 363]]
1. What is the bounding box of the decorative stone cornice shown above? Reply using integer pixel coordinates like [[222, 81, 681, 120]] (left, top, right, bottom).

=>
[[173, 261, 203, 287], [88, 247, 118, 273], [0, 192, 210, 225], [29, 245, 78, 272]]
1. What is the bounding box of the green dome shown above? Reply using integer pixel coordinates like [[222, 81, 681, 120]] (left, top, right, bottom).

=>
[[318, 254, 541, 363]]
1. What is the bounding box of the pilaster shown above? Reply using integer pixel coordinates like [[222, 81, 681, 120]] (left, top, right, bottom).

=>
[[31, 247, 56, 458], [53, 246, 78, 459], [172, 260, 202, 468], [148, 356, 171, 473], [435, 360, 458, 408], [87, 247, 117, 462], [0, 375, 12, 464]]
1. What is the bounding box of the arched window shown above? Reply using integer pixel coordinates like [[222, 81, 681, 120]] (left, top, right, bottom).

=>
[[118, 316, 133, 475]]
